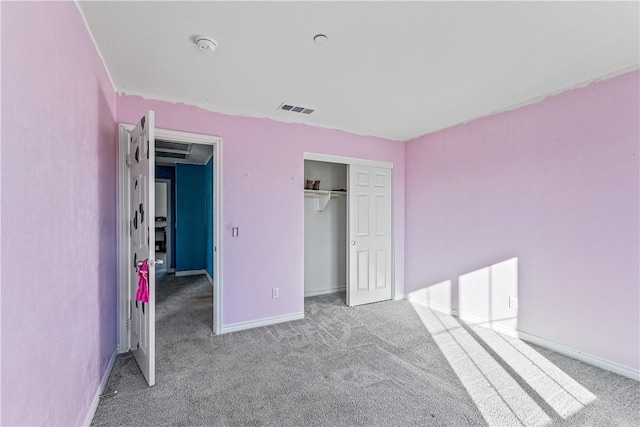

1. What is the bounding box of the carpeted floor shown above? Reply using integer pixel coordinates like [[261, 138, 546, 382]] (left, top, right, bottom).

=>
[[92, 274, 639, 426]]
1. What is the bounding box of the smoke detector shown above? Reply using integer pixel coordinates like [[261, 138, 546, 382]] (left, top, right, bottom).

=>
[[195, 36, 217, 53]]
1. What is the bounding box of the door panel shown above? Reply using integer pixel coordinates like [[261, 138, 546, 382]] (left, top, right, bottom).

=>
[[356, 170, 369, 186], [375, 195, 387, 235], [129, 111, 156, 386], [375, 249, 387, 289], [348, 165, 392, 306], [357, 250, 369, 291], [357, 194, 369, 236]]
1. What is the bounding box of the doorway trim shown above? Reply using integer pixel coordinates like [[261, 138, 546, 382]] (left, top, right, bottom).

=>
[[155, 178, 173, 273], [304, 152, 393, 169], [302, 152, 396, 304], [118, 124, 224, 352]]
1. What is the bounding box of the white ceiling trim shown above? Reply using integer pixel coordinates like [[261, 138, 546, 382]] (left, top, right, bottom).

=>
[[116, 88, 401, 140], [74, 1, 116, 91], [118, 63, 638, 143], [405, 64, 640, 141]]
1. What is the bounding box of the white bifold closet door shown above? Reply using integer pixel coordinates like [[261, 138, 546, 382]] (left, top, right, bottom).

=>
[[347, 164, 392, 306]]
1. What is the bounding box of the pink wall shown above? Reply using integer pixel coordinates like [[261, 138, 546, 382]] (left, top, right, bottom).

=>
[[117, 96, 405, 325], [0, 2, 4, 422], [405, 70, 640, 370], [1, 2, 118, 425]]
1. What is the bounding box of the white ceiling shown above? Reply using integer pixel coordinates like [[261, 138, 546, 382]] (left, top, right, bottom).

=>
[[78, 1, 639, 141]]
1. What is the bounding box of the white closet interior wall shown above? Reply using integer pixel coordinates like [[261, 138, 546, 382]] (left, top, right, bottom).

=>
[[304, 160, 347, 297]]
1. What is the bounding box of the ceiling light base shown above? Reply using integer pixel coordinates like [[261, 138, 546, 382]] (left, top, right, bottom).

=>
[[195, 37, 217, 53]]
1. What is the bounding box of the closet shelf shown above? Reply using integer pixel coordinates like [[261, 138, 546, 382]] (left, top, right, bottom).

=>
[[304, 189, 347, 211]]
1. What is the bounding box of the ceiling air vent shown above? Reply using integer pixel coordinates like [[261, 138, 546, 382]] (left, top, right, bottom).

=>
[[279, 103, 314, 115], [156, 140, 191, 151], [156, 151, 189, 160]]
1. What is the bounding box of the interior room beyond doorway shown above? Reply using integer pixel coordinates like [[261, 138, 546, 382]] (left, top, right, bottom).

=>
[[155, 140, 214, 285]]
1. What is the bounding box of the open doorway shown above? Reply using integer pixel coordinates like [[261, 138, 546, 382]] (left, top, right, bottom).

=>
[[118, 122, 224, 383], [304, 160, 348, 302], [155, 141, 213, 283], [152, 141, 216, 368]]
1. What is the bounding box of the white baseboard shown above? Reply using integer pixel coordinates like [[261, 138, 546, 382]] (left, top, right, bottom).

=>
[[175, 269, 207, 277], [304, 289, 404, 300], [81, 348, 117, 426], [407, 294, 455, 315], [517, 331, 639, 381], [205, 271, 214, 286], [406, 295, 639, 381], [457, 311, 519, 339], [304, 287, 345, 297], [221, 311, 305, 334], [492, 323, 520, 339]]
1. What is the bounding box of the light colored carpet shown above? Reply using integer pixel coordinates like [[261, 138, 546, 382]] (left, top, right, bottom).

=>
[[92, 275, 639, 426]]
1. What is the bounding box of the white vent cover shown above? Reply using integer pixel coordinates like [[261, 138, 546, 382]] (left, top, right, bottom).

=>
[[278, 103, 314, 115], [156, 140, 191, 151], [156, 151, 189, 160]]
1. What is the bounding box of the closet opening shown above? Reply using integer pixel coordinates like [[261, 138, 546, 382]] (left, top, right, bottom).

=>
[[303, 152, 395, 309], [304, 160, 348, 303]]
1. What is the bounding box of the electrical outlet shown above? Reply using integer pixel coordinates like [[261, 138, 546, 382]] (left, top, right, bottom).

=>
[[272, 288, 279, 298], [509, 296, 518, 309]]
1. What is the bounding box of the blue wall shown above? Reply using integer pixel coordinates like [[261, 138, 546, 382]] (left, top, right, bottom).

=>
[[156, 166, 176, 269], [205, 157, 213, 278], [159, 162, 213, 276], [176, 164, 207, 272]]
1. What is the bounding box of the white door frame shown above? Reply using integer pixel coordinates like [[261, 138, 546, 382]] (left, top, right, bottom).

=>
[[118, 124, 224, 352], [302, 152, 395, 304], [155, 178, 173, 273]]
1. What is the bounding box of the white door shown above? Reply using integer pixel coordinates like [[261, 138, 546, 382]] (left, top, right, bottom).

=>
[[347, 165, 392, 306], [129, 111, 156, 386]]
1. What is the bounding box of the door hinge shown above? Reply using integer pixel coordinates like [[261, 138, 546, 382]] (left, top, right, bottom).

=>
[[126, 318, 131, 330], [125, 154, 132, 168]]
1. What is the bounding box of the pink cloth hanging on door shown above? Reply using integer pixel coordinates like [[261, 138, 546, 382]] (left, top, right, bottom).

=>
[[136, 259, 150, 303]]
